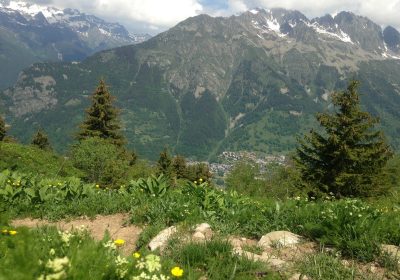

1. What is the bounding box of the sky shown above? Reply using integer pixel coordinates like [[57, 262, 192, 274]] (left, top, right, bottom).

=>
[[28, 0, 400, 34]]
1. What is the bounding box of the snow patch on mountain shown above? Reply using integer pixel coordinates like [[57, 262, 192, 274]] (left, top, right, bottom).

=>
[[306, 21, 354, 44]]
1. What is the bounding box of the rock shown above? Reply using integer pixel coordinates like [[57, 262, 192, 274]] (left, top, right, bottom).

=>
[[258, 231, 302, 249], [233, 248, 285, 268], [192, 231, 206, 241], [148, 226, 177, 251], [229, 237, 243, 249], [289, 273, 309, 280], [259, 253, 286, 268], [194, 223, 213, 239], [228, 236, 257, 249], [381, 244, 400, 262]]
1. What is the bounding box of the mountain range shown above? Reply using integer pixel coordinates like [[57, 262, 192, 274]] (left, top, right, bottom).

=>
[[0, 0, 150, 89], [1, 7, 400, 160]]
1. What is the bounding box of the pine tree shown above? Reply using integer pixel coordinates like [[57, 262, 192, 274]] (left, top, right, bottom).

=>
[[0, 115, 5, 141], [31, 128, 52, 150], [295, 80, 392, 198], [78, 79, 125, 146], [157, 147, 173, 177]]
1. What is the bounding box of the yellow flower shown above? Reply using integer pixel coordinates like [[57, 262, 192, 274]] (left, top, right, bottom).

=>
[[114, 239, 125, 247], [133, 252, 141, 259], [199, 178, 203, 182], [171, 266, 184, 277], [194, 181, 197, 184], [9, 230, 17, 236], [95, 184, 100, 188], [2, 229, 8, 234]]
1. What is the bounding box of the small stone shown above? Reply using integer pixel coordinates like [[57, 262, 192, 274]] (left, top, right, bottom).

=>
[[194, 223, 213, 239], [381, 244, 400, 261], [192, 231, 206, 241], [148, 226, 177, 251], [258, 231, 302, 249], [289, 274, 309, 280], [229, 237, 243, 249], [194, 223, 211, 233]]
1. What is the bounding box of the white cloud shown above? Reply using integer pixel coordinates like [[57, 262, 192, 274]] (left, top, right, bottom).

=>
[[33, 0, 203, 32], [29, 0, 400, 33]]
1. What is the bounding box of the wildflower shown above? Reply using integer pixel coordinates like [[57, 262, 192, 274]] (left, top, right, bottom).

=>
[[46, 256, 70, 272], [49, 248, 56, 256], [194, 181, 197, 184], [145, 254, 161, 272], [171, 266, 184, 277], [133, 252, 141, 259], [59, 231, 72, 245], [95, 184, 100, 188], [199, 178, 203, 182], [9, 230, 17, 235], [2, 229, 8, 234], [103, 240, 117, 251], [114, 239, 125, 247], [115, 256, 129, 278]]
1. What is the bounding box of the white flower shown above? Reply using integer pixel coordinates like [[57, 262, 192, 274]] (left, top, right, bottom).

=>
[[46, 256, 70, 273], [103, 240, 117, 251]]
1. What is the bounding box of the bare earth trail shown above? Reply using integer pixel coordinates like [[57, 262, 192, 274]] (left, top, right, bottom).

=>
[[11, 213, 142, 255]]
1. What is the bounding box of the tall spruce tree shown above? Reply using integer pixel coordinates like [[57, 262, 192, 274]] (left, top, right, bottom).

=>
[[295, 80, 392, 197], [0, 115, 5, 141], [78, 79, 125, 146], [31, 128, 52, 150]]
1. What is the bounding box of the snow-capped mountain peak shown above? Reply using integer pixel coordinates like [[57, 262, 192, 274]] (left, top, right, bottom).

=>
[[0, 0, 150, 43]]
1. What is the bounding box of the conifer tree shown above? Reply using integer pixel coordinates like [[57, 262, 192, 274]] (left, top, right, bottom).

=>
[[78, 79, 125, 146], [31, 128, 52, 150], [157, 147, 173, 177], [0, 115, 5, 141], [295, 80, 392, 197]]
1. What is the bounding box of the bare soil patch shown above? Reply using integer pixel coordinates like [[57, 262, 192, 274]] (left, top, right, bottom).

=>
[[12, 213, 142, 255]]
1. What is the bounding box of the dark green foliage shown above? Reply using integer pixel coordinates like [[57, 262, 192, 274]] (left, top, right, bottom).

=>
[[296, 80, 393, 197], [70, 137, 131, 187], [156, 147, 173, 177], [172, 155, 187, 179], [226, 160, 301, 199], [184, 162, 213, 182], [31, 128, 52, 151], [0, 115, 6, 141], [77, 79, 125, 147]]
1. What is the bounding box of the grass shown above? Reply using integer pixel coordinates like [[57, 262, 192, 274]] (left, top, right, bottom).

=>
[[1, 168, 400, 278], [164, 238, 280, 280], [0, 142, 81, 178], [296, 253, 360, 280]]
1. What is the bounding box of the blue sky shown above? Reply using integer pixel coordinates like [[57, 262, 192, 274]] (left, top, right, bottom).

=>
[[28, 0, 400, 34]]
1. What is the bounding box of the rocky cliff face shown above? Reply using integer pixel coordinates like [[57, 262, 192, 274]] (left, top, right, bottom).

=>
[[2, 8, 400, 159]]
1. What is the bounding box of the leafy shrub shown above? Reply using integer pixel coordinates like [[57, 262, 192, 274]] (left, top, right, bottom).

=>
[[70, 137, 131, 187], [128, 174, 170, 198]]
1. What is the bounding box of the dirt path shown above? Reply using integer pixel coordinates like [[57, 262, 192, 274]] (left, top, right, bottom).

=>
[[12, 213, 142, 255]]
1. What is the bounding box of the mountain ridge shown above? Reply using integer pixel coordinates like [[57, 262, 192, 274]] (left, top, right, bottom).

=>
[[2, 8, 400, 160], [0, 0, 150, 89]]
